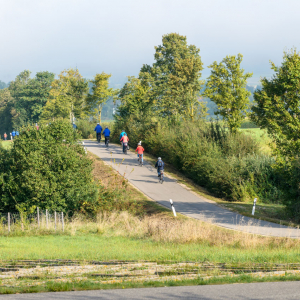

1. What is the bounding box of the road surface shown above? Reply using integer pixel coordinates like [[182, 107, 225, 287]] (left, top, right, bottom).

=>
[[1, 281, 299, 299]]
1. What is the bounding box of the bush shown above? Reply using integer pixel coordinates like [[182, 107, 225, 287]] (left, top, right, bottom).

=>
[[0, 120, 99, 213], [77, 119, 114, 140], [113, 118, 282, 202]]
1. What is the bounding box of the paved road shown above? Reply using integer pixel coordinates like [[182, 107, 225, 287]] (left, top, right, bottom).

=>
[[86, 141, 300, 238], [1, 281, 300, 299]]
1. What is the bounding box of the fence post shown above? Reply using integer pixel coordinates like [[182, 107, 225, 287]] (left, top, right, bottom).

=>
[[8, 212, 10, 233], [61, 212, 64, 232], [37, 207, 40, 228], [46, 209, 48, 229], [54, 211, 57, 231]]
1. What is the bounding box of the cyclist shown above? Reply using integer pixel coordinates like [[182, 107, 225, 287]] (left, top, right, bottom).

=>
[[103, 126, 110, 145], [155, 157, 165, 177], [135, 142, 145, 165], [119, 129, 127, 140], [94, 123, 102, 142], [120, 133, 129, 153]]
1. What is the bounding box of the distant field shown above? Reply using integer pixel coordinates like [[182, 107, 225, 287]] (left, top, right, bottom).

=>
[[0, 140, 13, 149], [240, 128, 272, 154]]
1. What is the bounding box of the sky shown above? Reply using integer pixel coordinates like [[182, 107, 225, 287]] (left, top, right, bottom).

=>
[[0, 0, 300, 86]]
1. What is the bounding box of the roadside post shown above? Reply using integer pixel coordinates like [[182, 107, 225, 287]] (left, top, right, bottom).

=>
[[37, 207, 40, 228], [170, 199, 177, 217], [46, 209, 48, 229], [61, 212, 64, 232], [252, 198, 257, 216], [54, 212, 57, 231], [8, 213, 10, 232]]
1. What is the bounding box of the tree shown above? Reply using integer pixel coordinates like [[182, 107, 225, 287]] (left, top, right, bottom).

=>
[[0, 120, 98, 212], [143, 33, 205, 121], [8, 70, 55, 127], [204, 54, 253, 133], [41, 68, 88, 122], [85, 72, 114, 123], [251, 49, 300, 158], [0, 89, 15, 136]]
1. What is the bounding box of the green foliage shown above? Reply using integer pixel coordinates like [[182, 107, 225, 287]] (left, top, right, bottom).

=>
[[251, 49, 300, 159], [0, 120, 98, 213], [150, 33, 205, 121], [8, 70, 55, 127], [115, 33, 206, 124], [85, 72, 115, 124], [251, 49, 300, 218], [0, 88, 14, 136], [204, 54, 253, 133], [41, 69, 88, 122], [114, 119, 282, 202]]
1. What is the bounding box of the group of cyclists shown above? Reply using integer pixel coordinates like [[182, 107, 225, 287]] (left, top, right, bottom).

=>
[[94, 123, 165, 180]]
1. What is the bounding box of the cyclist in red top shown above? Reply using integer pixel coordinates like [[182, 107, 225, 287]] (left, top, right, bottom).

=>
[[135, 142, 144, 164], [120, 134, 129, 153]]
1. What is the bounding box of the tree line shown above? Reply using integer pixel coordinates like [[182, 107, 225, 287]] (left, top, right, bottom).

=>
[[0, 70, 115, 137]]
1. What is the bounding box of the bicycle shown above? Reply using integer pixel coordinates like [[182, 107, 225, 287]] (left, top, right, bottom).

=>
[[105, 137, 109, 147], [123, 142, 128, 154], [138, 154, 143, 166], [97, 133, 101, 143], [159, 170, 164, 184]]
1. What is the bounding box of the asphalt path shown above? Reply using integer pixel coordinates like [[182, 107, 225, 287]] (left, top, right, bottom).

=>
[[85, 141, 300, 238], [1, 281, 300, 299]]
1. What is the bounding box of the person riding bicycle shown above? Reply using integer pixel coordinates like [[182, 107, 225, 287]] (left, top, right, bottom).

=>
[[103, 126, 110, 145], [155, 157, 165, 177], [120, 133, 129, 153], [119, 129, 127, 140], [135, 142, 145, 165], [94, 123, 102, 142]]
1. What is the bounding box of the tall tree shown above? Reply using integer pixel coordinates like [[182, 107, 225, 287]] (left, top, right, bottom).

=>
[[204, 54, 252, 133], [251, 49, 300, 158], [0, 89, 15, 135], [85, 72, 114, 123], [41, 68, 88, 122], [8, 70, 55, 127], [142, 33, 205, 121]]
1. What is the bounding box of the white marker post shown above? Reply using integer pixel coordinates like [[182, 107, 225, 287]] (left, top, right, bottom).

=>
[[170, 199, 177, 217], [252, 198, 257, 215]]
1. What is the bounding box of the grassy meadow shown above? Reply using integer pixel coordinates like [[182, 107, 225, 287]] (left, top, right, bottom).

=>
[[0, 140, 13, 150]]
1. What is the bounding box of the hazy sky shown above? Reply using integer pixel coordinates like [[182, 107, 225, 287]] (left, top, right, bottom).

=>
[[0, 0, 299, 86]]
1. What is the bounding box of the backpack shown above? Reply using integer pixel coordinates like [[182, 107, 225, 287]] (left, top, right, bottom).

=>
[[158, 161, 163, 167]]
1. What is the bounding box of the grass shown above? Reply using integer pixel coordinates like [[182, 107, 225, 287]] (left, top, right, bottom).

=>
[[0, 140, 13, 150], [239, 128, 272, 154], [1, 142, 300, 293]]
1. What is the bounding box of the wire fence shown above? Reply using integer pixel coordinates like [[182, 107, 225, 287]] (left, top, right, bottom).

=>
[[0, 208, 65, 233]]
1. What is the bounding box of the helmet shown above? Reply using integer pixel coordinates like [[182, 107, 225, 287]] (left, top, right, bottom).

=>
[[138, 142, 141, 146], [105, 126, 108, 128], [158, 157, 161, 160], [97, 123, 99, 125]]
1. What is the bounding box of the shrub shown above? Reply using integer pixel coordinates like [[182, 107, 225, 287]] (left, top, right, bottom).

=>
[[0, 120, 98, 213], [113, 118, 282, 203]]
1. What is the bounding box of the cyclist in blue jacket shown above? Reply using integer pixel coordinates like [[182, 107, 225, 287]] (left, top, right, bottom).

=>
[[94, 123, 102, 142], [103, 126, 110, 145], [119, 129, 126, 140]]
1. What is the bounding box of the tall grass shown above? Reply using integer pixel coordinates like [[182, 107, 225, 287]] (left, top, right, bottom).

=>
[[1, 211, 300, 251]]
